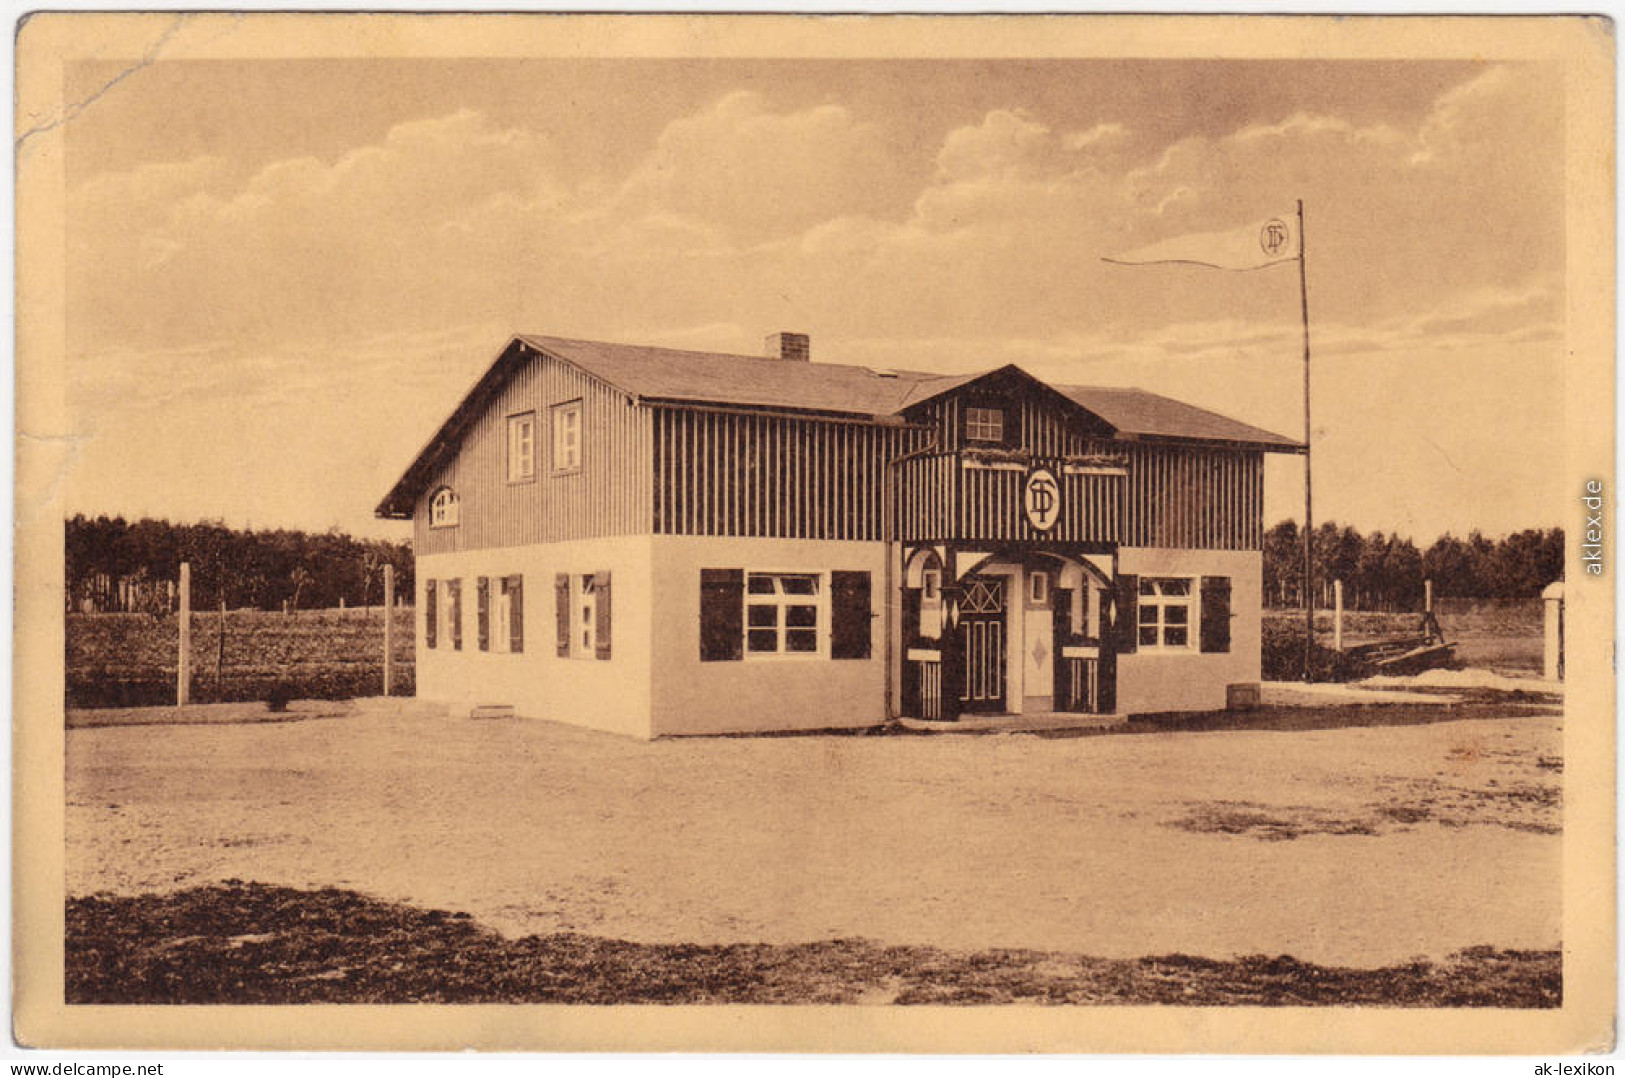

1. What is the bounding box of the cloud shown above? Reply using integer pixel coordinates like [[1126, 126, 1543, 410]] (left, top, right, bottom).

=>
[[614, 90, 903, 240], [1063, 122, 1129, 153], [935, 108, 1051, 181]]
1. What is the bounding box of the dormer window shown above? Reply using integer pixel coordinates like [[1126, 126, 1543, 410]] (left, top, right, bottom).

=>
[[966, 406, 1005, 444], [429, 487, 460, 528]]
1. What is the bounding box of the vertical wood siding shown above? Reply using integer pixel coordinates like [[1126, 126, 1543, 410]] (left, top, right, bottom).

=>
[[414, 356, 652, 554], [652, 407, 926, 541], [1121, 445, 1264, 550], [890, 456, 1122, 545]]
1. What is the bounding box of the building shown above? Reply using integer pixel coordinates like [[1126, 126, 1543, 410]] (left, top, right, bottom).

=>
[[376, 332, 1303, 737]]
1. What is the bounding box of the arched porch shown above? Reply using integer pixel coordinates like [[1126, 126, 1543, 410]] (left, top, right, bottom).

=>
[[898, 544, 1121, 723]]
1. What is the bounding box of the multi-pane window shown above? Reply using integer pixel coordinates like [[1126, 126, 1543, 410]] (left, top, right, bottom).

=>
[[507, 412, 536, 482], [553, 401, 583, 472], [501, 575, 524, 653], [965, 406, 1005, 443], [429, 487, 459, 528], [446, 578, 463, 651], [1138, 577, 1194, 650], [745, 572, 821, 656], [577, 574, 597, 654]]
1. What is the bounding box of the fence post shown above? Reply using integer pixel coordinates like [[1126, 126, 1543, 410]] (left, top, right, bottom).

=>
[[1333, 579, 1344, 652], [177, 562, 191, 706], [383, 564, 394, 697], [1542, 581, 1564, 681]]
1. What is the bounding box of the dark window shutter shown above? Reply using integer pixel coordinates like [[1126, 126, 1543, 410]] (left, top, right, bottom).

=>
[[1200, 575, 1232, 653], [594, 571, 612, 660], [554, 574, 571, 657], [425, 580, 437, 649], [476, 577, 490, 652], [699, 568, 743, 661], [830, 571, 872, 659], [1114, 573, 1138, 654], [506, 575, 524, 653], [448, 579, 463, 651]]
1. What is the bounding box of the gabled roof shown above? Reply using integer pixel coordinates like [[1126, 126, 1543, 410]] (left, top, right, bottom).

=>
[[1056, 385, 1304, 451], [518, 334, 933, 417], [377, 333, 1303, 519]]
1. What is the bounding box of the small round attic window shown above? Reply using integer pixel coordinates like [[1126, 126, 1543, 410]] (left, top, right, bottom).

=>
[[430, 487, 460, 528]]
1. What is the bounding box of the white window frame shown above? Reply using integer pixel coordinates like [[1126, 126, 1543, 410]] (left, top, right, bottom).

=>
[[1138, 576, 1197, 652], [1029, 571, 1049, 606], [920, 568, 943, 639], [429, 487, 459, 528], [494, 584, 512, 652], [553, 400, 583, 474], [444, 578, 463, 652], [744, 571, 826, 660], [507, 412, 536, 483], [965, 406, 1005, 444], [575, 573, 596, 657]]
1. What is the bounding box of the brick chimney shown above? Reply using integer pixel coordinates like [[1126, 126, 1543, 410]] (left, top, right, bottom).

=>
[[765, 332, 810, 362]]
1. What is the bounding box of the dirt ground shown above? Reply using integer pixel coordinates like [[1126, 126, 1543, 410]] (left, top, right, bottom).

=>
[[66, 697, 1562, 968]]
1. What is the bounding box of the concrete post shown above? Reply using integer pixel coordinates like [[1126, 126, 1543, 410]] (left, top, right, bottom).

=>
[[177, 562, 191, 706], [1333, 579, 1344, 652], [383, 564, 395, 697], [1542, 581, 1565, 681], [1424, 578, 1434, 614]]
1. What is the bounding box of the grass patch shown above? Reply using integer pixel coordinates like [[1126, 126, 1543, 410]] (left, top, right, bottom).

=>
[[66, 883, 1560, 1007]]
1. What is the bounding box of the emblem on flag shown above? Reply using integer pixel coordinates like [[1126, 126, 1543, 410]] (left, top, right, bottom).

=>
[[1103, 214, 1299, 271]]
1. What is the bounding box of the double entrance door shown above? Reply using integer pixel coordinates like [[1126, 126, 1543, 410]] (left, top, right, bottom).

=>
[[956, 576, 1006, 714]]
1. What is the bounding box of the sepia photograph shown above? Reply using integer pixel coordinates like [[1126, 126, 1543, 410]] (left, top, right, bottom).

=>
[[11, 10, 1615, 1055]]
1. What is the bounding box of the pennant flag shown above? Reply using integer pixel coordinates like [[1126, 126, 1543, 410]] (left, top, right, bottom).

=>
[[1103, 214, 1299, 271]]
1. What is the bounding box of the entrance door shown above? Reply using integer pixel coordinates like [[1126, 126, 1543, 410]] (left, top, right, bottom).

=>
[[957, 576, 1006, 713]]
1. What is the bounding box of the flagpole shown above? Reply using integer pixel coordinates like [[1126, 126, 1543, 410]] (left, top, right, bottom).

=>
[[1297, 198, 1314, 682]]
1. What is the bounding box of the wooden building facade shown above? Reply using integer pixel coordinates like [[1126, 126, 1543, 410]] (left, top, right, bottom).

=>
[[378, 332, 1302, 737]]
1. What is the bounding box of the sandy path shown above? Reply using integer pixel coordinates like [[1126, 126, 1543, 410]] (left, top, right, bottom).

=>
[[67, 701, 1561, 967]]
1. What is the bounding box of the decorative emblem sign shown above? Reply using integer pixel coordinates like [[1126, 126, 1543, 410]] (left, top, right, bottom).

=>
[[1259, 218, 1291, 258], [1023, 467, 1061, 532]]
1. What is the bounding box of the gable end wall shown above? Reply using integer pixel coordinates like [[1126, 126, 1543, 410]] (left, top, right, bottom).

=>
[[415, 354, 653, 554]]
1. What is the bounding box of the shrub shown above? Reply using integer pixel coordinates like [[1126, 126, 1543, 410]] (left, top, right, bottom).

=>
[[1260, 621, 1371, 682]]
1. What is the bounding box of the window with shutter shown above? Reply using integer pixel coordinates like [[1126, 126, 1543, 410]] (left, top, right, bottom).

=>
[[1200, 576, 1232, 653], [476, 577, 490, 652], [699, 569, 744, 661], [830, 571, 871, 659], [594, 572, 612, 659], [424, 580, 437, 649], [554, 574, 571, 657], [505, 575, 524, 653]]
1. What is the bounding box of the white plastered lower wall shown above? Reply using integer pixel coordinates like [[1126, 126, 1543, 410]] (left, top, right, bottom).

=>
[[416, 537, 654, 738], [647, 535, 889, 736], [1114, 545, 1263, 714]]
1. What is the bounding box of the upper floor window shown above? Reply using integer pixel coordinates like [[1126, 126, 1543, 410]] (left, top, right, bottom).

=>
[[553, 401, 583, 473], [507, 412, 536, 482], [965, 406, 1005, 444], [1138, 576, 1194, 650], [429, 487, 460, 528]]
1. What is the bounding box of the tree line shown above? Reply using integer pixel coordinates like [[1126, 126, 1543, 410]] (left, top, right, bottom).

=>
[[66, 515, 413, 614], [1263, 521, 1564, 611]]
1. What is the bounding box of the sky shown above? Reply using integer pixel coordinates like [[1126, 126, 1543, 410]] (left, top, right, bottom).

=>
[[58, 53, 1568, 543]]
